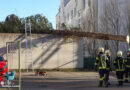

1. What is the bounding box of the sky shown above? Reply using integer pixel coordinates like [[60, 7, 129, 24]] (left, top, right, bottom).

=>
[[0, 0, 60, 29]]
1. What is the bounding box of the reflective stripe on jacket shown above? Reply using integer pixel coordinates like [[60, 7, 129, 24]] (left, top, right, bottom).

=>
[[95, 53, 108, 70], [114, 57, 125, 71]]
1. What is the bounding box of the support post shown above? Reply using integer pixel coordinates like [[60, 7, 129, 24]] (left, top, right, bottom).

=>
[[6, 43, 9, 90], [18, 41, 21, 90]]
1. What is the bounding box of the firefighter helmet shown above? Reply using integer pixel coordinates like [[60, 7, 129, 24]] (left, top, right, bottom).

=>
[[128, 49, 130, 52], [98, 47, 104, 53], [117, 51, 122, 57], [105, 50, 110, 55], [127, 49, 130, 56]]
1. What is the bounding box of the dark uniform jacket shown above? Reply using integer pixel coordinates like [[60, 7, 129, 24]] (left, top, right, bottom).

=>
[[114, 57, 125, 71], [124, 56, 130, 68], [106, 55, 111, 70], [95, 52, 108, 69]]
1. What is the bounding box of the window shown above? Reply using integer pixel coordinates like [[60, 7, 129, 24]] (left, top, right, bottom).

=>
[[68, 13, 69, 20], [88, 0, 91, 7], [74, 8, 76, 17], [78, 19, 81, 28], [65, 16, 66, 22], [75, 0, 78, 7], [59, 16, 60, 20], [75, 0, 77, 3], [83, 0, 86, 9], [78, 12, 80, 17], [59, 16, 60, 25], [71, 10, 73, 19]]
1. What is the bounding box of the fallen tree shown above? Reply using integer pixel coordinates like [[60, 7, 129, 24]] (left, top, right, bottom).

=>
[[33, 30, 129, 43]]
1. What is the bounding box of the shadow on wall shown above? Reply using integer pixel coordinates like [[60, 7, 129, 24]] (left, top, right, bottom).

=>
[[0, 34, 83, 69], [29, 35, 64, 69], [76, 38, 84, 69], [0, 34, 25, 56], [31, 35, 83, 69]]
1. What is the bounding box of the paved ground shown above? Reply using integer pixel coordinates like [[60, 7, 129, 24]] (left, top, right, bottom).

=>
[[0, 71, 130, 90]]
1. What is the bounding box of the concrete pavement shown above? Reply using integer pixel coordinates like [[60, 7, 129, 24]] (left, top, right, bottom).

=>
[[19, 71, 130, 90]]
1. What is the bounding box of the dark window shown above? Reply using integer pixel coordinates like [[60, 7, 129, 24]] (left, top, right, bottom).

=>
[[78, 19, 81, 28], [71, 10, 73, 19], [88, 0, 91, 7], [83, 0, 86, 9], [64, 0, 70, 6], [68, 13, 69, 20], [74, 8, 76, 17], [65, 16, 66, 22]]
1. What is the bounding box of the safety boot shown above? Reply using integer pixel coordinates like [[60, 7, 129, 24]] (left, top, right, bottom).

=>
[[98, 81, 103, 87], [104, 81, 108, 87], [107, 82, 111, 85], [119, 82, 123, 86], [124, 80, 128, 83]]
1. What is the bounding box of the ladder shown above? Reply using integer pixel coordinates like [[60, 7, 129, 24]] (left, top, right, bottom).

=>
[[25, 19, 34, 72]]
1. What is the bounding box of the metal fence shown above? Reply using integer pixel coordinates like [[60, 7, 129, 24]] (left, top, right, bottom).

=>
[[84, 57, 95, 70]]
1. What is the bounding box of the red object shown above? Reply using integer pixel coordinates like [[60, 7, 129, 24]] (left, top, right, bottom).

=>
[[0, 68, 7, 76], [0, 76, 3, 82], [0, 61, 7, 76], [36, 72, 39, 75], [36, 71, 46, 76], [0, 56, 7, 76], [42, 72, 46, 75], [0, 61, 6, 69]]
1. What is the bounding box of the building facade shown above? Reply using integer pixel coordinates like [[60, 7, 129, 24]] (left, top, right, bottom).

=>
[[56, 0, 92, 29], [56, 0, 130, 58], [56, 0, 129, 30]]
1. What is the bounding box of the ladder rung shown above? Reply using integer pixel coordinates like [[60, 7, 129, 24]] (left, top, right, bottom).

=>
[[25, 20, 34, 72], [26, 54, 32, 56], [27, 57, 32, 58], [26, 59, 32, 60], [27, 62, 33, 63], [28, 59, 33, 62]]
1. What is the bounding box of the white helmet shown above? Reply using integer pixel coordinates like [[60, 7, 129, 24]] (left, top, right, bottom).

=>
[[105, 50, 110, 55], [98, 47, 104, 53], [127, 49, 130, 56], [117, 51, 122, 57]]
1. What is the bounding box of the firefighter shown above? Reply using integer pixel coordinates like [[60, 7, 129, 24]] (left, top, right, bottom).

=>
[[124, 49, 130, 83], [105, 50, 111, 85], [94, 47, 109, 87], [114, 51, 125, 86]]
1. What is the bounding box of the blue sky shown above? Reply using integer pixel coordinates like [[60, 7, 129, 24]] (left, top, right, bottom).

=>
[[0, 0, 60, 29]]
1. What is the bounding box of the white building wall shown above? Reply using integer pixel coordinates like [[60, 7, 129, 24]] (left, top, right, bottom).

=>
[[56, 0, 90, 29], [56, 0, 129, 30], [56, 0, 130, 58]]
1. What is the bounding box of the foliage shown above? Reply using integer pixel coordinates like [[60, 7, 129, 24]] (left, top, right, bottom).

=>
[[0, 14, 53, 33]]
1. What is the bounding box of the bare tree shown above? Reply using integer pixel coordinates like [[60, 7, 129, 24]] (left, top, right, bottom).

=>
[[124, 1, 130, 46], [82, 0, 98, 57], [82, 0, 128, 57], [100, 0, 121, 53]]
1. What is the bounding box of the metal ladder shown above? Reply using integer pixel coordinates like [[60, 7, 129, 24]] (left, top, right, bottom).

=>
[[25, 19, 34, 72]]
